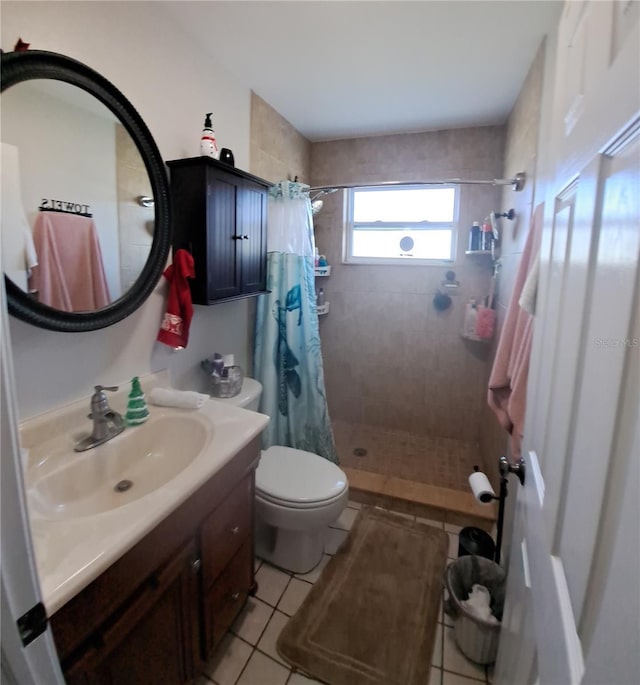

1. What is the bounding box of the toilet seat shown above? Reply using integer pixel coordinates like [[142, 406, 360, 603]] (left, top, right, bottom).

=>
[[256, 446, 347, 508]]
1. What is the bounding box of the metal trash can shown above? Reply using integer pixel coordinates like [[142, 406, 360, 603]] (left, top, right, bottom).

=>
[[458, 526, 495, 560], [445, 555, 506, 664]]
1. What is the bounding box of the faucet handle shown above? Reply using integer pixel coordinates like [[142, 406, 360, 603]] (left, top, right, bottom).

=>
[[95, 385, 118, 393], [91, 385, 119, 417]]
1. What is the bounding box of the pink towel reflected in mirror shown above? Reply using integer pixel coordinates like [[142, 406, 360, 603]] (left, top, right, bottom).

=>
[[30, 212, 111, 312]]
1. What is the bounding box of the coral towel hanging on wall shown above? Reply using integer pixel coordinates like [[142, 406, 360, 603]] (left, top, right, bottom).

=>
[[157, 249, 195, 349]]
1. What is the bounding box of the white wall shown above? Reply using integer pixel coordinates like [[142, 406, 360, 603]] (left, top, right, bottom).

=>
[[1, 1, 254, 418]]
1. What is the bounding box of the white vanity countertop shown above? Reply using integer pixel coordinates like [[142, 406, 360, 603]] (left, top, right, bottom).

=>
[[19, 376, 268, 616]]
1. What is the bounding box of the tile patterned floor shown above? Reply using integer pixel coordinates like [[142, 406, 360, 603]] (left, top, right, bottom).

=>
[[333, 420, 480, 492], [196, 501, 494, 685]]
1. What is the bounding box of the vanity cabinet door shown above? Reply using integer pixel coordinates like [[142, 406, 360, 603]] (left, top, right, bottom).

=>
[[202, 537, 253, 656], [63, 541, 199, 685], [201, 473, 253, 587]]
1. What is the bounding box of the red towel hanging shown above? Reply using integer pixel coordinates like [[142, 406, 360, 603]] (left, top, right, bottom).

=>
[[157, 249, 195, 349]]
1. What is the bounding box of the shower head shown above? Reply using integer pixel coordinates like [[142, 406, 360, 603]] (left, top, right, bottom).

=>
[[310, 188, 339, 202], [311, 199, 324, 215]]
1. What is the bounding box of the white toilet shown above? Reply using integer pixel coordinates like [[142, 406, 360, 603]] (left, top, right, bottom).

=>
[[213, 377, 349, 573]]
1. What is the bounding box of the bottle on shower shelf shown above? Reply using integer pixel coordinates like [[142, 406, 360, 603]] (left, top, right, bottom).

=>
[[468, 221, 481, 251], [317, 288, 325, 307], [481, 218, 493, 251]]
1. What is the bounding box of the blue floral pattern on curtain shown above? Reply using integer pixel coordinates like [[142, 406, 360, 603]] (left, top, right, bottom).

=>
[[254, 181, 338, 463]]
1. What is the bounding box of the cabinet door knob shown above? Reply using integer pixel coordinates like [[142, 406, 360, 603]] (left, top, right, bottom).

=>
[[231, 526, 240, 535], [232, 235, 243, 240], [231, 592, 240, 601], [242, 235, 249, 240], [191, 558, 202, 573]]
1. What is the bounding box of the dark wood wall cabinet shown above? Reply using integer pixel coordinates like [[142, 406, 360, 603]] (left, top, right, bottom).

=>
[[167, 157, 270, 304], [50, 438, 260, 685]]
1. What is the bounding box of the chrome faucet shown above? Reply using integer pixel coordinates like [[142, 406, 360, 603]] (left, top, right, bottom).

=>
[[74, 385, 125, 452]]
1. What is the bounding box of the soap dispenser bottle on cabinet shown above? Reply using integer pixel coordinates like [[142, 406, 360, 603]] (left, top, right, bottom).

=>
[[200, 113, 219, 159]]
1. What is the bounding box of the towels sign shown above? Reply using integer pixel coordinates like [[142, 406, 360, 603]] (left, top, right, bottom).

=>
[[39, 198, 92, 217]]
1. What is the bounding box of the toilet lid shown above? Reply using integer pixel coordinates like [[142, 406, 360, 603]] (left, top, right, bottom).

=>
[[256, 446, 347, 505]]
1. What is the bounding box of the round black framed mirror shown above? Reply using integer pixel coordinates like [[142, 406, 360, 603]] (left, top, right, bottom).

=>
[[1, 50, 170, 332]]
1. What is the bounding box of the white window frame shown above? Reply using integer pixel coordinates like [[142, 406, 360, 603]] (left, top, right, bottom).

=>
[[343, 184, 460, 265]]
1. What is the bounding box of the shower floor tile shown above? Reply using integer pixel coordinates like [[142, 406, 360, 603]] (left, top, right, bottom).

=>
[[333, 420, 480, 492]]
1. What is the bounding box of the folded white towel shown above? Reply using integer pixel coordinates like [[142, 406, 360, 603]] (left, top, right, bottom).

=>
[[149, 387, 209, 410]]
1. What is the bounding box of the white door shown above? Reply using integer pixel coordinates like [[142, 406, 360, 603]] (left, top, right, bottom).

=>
[[495, 2, 640, 684], [1, 278, 65, 684]]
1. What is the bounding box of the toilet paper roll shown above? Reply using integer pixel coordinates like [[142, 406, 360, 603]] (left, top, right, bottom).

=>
[[468, 471, 496, 504]]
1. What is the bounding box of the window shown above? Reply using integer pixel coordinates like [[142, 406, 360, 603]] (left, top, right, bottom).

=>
[[344, 185, 458, 264]]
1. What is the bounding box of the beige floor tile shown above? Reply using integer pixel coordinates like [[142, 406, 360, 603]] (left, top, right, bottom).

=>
[[230, 596, 273, 645], [236, 650, 290, 685], [288, 672, 324, 684], [417, 516, 445, 529], [430, 667, 443, 685], [442, 626, 486, 681], [444, 523, 464, 535], [448, 532, 459, 559], [442, 670, 486, 684], [204, 633, 252, 685], [256, 563, 292, 607], [256, 610, 290, 667], [294, 554, 331, 584], [325, 527, 349, 554], [391, 511, 415, 521], [432, 623, 443, 668], [330, 506, 359, 530], [277, 578, 312, 616]]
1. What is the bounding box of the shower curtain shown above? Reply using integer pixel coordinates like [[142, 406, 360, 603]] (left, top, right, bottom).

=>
[[254, 180, 338, 463]]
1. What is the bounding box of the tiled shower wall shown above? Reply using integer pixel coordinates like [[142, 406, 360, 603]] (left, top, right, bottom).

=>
[[310, 127, 505, 443]]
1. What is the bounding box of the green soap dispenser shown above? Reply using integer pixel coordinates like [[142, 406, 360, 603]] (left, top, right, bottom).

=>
[[125, 376, 149, 426]]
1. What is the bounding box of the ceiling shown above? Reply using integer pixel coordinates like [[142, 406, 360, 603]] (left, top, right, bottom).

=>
[[162, 1, 563, 142]]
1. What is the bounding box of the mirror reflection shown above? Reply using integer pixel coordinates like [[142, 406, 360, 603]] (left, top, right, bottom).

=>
[[1, 79, 154, 312]]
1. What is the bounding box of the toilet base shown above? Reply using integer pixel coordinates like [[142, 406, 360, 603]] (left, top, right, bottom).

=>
[[256, 517, 325, 574]]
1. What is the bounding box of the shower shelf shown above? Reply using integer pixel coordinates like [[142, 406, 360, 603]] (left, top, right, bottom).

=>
[[317, 302, 330, 316], [460, 332, 491, 344], [314, 265, 331, 277]]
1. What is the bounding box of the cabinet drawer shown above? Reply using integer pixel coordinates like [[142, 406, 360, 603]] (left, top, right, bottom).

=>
[[203, 537, 252, 655], [201, 474, 252, 587]]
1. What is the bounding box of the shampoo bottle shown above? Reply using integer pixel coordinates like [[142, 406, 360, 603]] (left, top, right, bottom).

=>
[[468, 222, 481, 251], [200, 113, 219, 159], [317, 288, 325, 307]]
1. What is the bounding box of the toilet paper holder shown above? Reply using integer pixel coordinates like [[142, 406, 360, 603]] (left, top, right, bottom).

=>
[[470, 456, 526, 565]]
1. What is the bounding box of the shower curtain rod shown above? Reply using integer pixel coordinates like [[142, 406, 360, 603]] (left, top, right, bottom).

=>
[[308, 171, 526, 194]]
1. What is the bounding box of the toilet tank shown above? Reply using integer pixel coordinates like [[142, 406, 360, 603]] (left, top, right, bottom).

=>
[[213, 377, 262, 411]]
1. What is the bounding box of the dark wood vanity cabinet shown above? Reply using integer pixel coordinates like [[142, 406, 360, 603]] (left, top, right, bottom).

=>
[[50, 439, 260, 685], [167, 157, 270, 304], [63, 541, 199, 685]]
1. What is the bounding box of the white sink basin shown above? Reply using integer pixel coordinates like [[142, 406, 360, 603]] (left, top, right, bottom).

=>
[[27, 413, 211, 520], [19, 373, 269, 615]]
